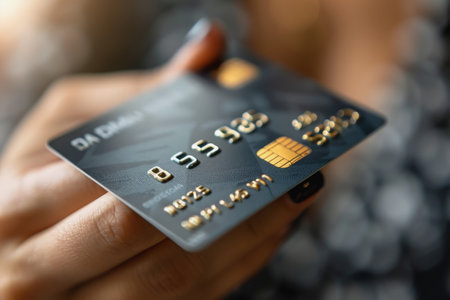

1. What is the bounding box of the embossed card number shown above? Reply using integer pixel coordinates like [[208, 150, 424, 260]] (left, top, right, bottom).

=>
[[48, 62, 385, 251], [148, 107, 360, 233]]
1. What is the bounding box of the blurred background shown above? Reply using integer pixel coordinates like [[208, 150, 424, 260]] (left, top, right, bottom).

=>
[[0, 0, 449, 299]]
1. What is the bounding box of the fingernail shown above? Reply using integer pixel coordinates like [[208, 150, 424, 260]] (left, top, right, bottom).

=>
[[288, 172, 324, 203], [185, 18, 211, 43]]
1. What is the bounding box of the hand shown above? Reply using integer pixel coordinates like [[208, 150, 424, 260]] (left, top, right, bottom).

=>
[[0, 22, 316, 300]]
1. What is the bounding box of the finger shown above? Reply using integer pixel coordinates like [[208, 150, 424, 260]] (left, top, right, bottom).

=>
[[53, 194, 315, 299], [188, 194, 315, 279], [69, 230, 286, 300], [165, 19, 225, 75], [0, 161, 105, 239], [188, 234, 285, 300], [0, 20, 225, 174], [0, 21, 225, 237], [14, 193, 165, 298]]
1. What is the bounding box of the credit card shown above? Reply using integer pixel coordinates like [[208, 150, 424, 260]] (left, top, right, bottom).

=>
[[48, 53, 385, 251]]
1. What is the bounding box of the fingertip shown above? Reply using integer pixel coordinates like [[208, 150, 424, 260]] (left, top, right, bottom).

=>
[[168, 20, 226, 73]]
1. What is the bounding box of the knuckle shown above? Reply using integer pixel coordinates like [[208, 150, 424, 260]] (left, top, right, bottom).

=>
[[138, 249, 204, 297], [94, 197, 144, 252]]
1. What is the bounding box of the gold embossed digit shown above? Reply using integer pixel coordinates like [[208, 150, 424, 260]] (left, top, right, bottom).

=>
[[231, 118, 256, 134], [196, 185, 211, 195], [302, 131, 328, 146], [171, 152, 199, 169], [147, 166, 173, 183], [186, 190, 202, 201], [292, 111, 317, 130], [200, 208, 214, 220], [314, 124, 339, 139], [219, 199, 235, 209], [261, 174, 274, 182], [324, 119, 344, 132], [246, 181, 261, 191], [164, 205, 177, 216], [337, 108, 360, 125], [181, 216, 203, 230], [172, 199, 187, 209], [242, 109, 269, 127], [323, 126, 340, 138], [229, 189, 250, 202], [214, 126, 241, 144], [181, 195, 193, 204], [192, 139, 221, 157]]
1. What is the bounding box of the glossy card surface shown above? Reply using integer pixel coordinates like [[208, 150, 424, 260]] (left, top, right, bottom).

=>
[[48, 55, 385, 251]]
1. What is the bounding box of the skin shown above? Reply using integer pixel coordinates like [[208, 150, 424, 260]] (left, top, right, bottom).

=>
[[244, 0, 415, 105], [0, 24, 316, 300], [0, 0, 417, 299]]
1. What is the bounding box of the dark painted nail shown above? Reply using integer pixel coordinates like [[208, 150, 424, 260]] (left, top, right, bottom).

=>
[[288, 171, 324, 203]]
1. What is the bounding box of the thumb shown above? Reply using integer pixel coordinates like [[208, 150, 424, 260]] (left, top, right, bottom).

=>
[[166, 19, 226, 75], [134, 19, 225, 91]]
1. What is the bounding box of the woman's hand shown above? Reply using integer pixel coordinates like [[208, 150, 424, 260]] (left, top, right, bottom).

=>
[[0, 22, 315, 300]]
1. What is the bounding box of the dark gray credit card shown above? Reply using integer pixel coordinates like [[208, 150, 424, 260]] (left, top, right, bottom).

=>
[[48, 55, 385, 251]]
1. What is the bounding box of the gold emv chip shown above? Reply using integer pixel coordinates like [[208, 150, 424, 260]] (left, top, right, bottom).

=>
[[257, 137, 311, 168]]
